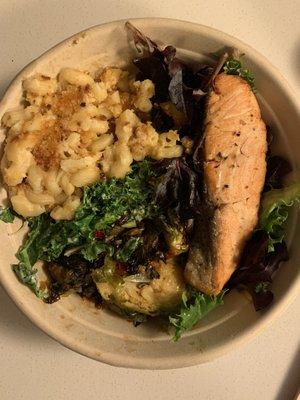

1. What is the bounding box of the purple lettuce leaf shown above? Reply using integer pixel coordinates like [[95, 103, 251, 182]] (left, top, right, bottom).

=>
[[227, 231, 289, 310]]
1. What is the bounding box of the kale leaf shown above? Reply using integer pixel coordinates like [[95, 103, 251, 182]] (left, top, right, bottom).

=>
[[13, 215, 50, 298], [0, 207, 15, 223]]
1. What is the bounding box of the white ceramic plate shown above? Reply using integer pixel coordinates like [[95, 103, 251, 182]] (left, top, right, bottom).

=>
[[0, 18, 299, 369]]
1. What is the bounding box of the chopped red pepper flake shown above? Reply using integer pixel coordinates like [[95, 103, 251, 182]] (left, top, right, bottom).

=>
[[95, 230, 105, 239]]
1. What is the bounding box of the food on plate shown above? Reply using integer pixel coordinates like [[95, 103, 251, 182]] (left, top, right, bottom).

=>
[[0, 22, 298, 341], [94, 257, 185, 316]]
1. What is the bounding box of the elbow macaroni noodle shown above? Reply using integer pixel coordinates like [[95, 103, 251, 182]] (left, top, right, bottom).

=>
[[1, 66, 184, 220]]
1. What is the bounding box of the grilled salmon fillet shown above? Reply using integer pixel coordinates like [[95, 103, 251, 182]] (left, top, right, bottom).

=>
[[184, 73, 267, 294]]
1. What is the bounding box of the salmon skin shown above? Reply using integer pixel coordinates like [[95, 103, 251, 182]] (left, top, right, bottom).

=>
[[184, 73, 267, 294]]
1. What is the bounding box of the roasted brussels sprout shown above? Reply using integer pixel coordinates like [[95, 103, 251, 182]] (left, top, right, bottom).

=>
[[93, 257, 185, 315], [45, 255, 102, 306]]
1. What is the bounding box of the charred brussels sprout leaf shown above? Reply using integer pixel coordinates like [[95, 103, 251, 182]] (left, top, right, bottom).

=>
[[46, 255, 102, 306], [92, 256, 122, 285]]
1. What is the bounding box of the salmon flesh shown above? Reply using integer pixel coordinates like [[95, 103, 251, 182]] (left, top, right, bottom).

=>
[[184, 73, 267, 294]]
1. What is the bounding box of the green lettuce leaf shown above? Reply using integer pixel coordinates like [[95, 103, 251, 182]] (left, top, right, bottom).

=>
[[169, 289, 225, 341], [0, 207, 15, 223], [259, 183, 300, 251]]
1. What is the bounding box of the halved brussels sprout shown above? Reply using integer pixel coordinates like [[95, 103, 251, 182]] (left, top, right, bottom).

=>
[[93, 257, 185, 316]]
